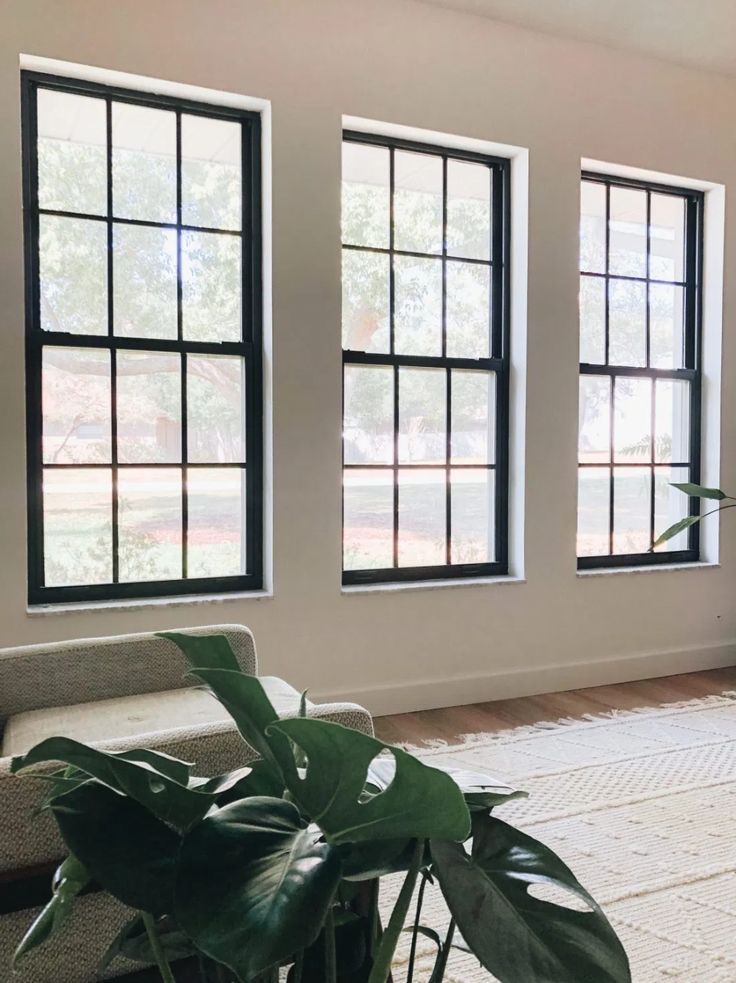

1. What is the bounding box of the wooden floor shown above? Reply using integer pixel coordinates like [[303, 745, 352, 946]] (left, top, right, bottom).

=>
[[374, 666, 736, 746]]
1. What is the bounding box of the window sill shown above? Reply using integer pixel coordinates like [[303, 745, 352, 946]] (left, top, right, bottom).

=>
[[26, 589, 274, 616], [577, 561, 719, 579], [341, 574, 526, 595]]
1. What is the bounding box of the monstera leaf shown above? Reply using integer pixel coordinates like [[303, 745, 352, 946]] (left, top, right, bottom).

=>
[[176, 797, 341, 981], [431, 815, 631, 983], [433, 765, 527, 813], [49, 781, 181, 915], [12, 738, 209, 830], [267, 718, 470, 844], [101, 915, 196, 970], [182, 667, 283, 772], [13, 855, 89, 966], [368, 756, 526, 815]]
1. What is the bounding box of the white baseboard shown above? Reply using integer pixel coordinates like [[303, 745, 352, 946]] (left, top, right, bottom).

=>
[[311, 641, 736, 718]]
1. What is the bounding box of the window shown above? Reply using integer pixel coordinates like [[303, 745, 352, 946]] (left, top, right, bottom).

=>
[[341, 132, 510, 584], [577, 172, 703, 568], [22, 72, 263, 603]]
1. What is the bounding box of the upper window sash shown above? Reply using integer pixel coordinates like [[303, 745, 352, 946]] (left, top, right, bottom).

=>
[[22, 71, 263, 603]]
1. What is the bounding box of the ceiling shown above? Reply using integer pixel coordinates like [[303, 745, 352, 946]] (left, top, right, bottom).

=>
[[419, 0, 736, 77]]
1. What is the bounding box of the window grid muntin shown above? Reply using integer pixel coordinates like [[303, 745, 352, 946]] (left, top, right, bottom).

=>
[[342, 132, 510, 585], [23, 71, 263, 603], [578, 171, 703, 569]]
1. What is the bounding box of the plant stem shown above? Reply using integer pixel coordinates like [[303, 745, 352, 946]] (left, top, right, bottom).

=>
[[141, 912, 176, 983], [325, 906, 337, 983], [406, 872, 428, 983], [292, 951, 304, 983], [429, 919, 455, 983], [367, 839, 424, 983]]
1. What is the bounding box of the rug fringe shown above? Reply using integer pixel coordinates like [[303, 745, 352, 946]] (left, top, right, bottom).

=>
[[408, 690, 736, 751]]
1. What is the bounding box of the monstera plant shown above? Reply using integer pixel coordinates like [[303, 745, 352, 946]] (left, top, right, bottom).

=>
[[11, 633, 631, 983]]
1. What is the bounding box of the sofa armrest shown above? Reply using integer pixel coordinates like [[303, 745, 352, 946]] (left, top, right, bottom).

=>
[[0, 625, 258, 722], [308, 701, 374, 737]]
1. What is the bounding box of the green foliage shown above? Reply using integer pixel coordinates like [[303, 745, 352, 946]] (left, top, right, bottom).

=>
[[176, 797, 342, 980], [11, 737, 211, 829], [13, 632, 630, 983], [269, 717, 471, 844], [432, 815, 630, 983], [12, 855, 89, 966], [101, 915, 196, 971], [652, 482, 734, 548], [671, 482, 728, 500], [48, 781, 181, 915]]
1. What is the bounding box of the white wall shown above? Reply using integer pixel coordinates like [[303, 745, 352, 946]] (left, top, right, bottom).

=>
[[1, 0, 735, 716]]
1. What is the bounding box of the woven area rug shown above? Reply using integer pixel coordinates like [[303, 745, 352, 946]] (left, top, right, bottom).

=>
[[388, 692, 736, 982]]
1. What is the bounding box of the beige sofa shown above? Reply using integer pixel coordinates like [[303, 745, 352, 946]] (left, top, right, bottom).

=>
[[0, 625, 373, 982]]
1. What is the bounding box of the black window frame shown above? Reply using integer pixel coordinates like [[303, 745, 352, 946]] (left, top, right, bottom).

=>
[[341, 131, 511, 586], [22, 70, 263, 604], [577, 170, 704, 570]]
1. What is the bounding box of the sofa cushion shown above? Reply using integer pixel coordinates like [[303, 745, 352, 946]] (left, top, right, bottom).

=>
[[1, 676, 309, 758]]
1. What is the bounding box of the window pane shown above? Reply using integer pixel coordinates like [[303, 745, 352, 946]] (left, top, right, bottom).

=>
[[614, 377, 652, 463], [609, 186, 647, 278], [398, 367, 446, 465], [613, 466, 651, 554], [451, 370, 495, 464], [113, 225, 178, 339], [394, 151, 442, 254], [181, 114, 241, 231], [577, 467, 610, 557], [654, 466, 690, 552], [182, 231, 241, 342], [187, 355, 246, 463], [344, 365, 393, 465], [398, 469, 445, 566], [40, 215, 107, 335], [43, 348, 111, 464], [117, 352, 181, 463], [655, 379, 690, 464], [188, 468, 245, 577], [580, 181, 606, 274], [609, 278, 646, 367], [112, 103, 176, 223], [343, 469, 393, 570], [447, 160, 491, 261], [650, 193, 685, 282], [650, 283, 685, 368], [342, 143, 389, 249], [579, 275, 605, 364], [578, 376, 610, 464], [446, 261, 491, 359], [342, 250, 390, 352], [44, 468, 112, 586], [37, 89, 106, 216], [613, 468, 652, 553], [394, 255, 442, 356], [451, 469, 494, 563], [118, 468, 182, 581]]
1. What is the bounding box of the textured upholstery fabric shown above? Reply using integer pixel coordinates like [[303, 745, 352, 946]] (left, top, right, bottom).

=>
[[2, 676, 312, 757], [0, 624, 374, 983], [0, 624, 258, 721]]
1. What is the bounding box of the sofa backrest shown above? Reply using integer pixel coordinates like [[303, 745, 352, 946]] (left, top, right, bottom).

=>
[[0, 624, 257, 723]]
